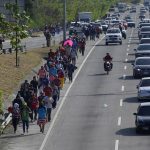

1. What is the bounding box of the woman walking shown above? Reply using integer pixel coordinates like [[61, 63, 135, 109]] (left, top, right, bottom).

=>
[[37, 102, 47, 133], [11, 103, 20, 133]]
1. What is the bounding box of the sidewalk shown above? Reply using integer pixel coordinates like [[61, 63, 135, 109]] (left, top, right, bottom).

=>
[[0, 35, 104, 150]]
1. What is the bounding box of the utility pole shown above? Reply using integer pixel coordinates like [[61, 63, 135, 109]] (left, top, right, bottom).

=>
[[63, 0, 66, 41], [15, 0, 18, 67]]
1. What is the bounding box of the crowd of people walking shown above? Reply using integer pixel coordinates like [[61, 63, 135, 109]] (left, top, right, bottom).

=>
[[8, 34, 87, 135]]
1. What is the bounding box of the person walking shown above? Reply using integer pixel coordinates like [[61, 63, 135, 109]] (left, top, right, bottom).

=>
[[43, 95, 54, 122], [11, 103, 20, 133], [67, 61, 75, 83], [37, 102, 47, 133], [20, 102, 31, 134], [30, 76, 38, 94]]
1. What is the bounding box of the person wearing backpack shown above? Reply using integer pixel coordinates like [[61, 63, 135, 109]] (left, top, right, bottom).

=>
[[11, 103, 20, 133], [37, 102, 47, 133], [20, 102, 31, 134]]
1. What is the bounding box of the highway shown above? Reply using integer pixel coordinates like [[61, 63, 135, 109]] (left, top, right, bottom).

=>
[[1, 4, 150, 150]]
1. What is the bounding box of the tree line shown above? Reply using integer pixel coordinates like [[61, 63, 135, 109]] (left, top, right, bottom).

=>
[[25, 0, 118, 28]]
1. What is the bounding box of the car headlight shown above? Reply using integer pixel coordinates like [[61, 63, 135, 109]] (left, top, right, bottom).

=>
[[137, 118, 145, 125], [135, 68, 141, 71]]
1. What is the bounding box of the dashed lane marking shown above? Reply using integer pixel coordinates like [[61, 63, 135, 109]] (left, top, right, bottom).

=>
[[118, 117, 122, 126], [124, 66, 127, 70], [121, 86, 125, 91], [123, 74, 126, 80], [120, 99, 123, 107], [115, 140, 119, 150]]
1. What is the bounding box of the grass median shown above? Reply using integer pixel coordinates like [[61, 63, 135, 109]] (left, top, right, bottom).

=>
[[0, 47, 55, 102]]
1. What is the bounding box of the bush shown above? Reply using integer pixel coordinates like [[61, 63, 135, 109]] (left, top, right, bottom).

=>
[[0, 91, 3, 115]]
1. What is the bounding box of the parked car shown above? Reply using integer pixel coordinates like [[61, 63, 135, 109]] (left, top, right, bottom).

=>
[[137, 77, 150, 101], [134, 44, 150, 58], [133, 102, 150, 133], [132, 57, 150, 78]]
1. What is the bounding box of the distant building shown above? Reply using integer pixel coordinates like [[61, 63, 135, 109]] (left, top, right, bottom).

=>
[[0, 0, 25, 21]]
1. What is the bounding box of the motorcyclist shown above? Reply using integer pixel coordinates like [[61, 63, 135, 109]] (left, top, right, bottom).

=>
[[103, 53, 113, 70]]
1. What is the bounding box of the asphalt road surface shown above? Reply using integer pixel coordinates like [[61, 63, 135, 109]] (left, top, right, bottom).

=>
[[1, 4, 150, 150]]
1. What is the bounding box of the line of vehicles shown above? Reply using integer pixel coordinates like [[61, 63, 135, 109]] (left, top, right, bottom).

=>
[[128, 4, 150, 134]]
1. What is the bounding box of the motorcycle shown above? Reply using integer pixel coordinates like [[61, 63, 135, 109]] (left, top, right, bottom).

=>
[[104, 61, 112, 75]]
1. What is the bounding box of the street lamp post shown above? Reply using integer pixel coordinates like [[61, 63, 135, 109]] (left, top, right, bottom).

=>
[[15, 0, 18, 67], [63, 0, 66, 41]]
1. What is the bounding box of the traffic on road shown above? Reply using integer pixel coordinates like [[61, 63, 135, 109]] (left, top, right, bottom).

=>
[[1, 2, 150, 150]]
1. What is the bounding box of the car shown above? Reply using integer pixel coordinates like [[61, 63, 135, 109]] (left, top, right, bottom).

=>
[[134, 44, 150, 58], [101, 21, 108, 32], [139, 23, 150, 28], [140, 38, 150, 44], [139, 14, 146, 20], [138, 26, 150, 39], [105, 28, 122, 45], [133, 102, 150, 133], [126, 19, 135, 28], [132, 57, 150, 78], [137, 77, 150, 101], [142, 34, 150, 38]]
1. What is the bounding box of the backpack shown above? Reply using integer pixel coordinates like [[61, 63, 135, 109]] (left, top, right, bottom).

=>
[[38, 107, 46, 119], [12, 107, 20, 118]]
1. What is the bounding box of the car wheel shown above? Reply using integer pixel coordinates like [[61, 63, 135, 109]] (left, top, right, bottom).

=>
[[133, 72, 138, 79], [124, 35, 126, 39], [106, 42, 108, 45], [120, 41, 122, 45], [136, 127, 142, 134]]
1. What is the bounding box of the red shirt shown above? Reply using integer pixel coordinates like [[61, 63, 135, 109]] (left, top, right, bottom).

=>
[[43, 86, 52, 96]]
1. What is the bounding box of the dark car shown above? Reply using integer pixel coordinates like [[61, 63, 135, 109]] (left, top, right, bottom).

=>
[[126, 19, 135, 27], [133, 102, 150, 133], [138, 26, 150, 39], [132, 57, 150, 78], [134, 44, 150, 58], [140, 38, 150, 44]]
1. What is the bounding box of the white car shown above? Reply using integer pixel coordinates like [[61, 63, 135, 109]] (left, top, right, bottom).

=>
[[137, 77, 150, 101], [105, 28, 122, 45]]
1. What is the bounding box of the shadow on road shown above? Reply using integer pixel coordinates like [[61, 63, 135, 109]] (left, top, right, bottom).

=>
[[88, 73, 106, 76], [123, 97, 138, 103], [124, 60, 134, 63], [0, 132, 41, 139], [118, 75, 138, 80], [116, 127, 150, 136]]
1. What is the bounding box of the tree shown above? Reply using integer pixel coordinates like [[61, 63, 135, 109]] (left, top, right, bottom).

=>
[[0, 1, 30, 67]]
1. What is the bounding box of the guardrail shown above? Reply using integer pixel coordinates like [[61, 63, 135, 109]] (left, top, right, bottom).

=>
[[0, 45, 27, 55]]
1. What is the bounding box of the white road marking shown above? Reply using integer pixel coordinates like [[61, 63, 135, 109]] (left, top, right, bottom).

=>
[[104, 104, 108, 107], [126, 53, 128, 56], [115, 140, 119, 150], [121, 85, 125, 91], [123, 74, 126, 80], [120, 99, 123, 107], [126, 48, 129, 51], [125, 58, 128, 62], [118, 117, 121, 126], [39, 37, 105, 150], [124, 66, 127, 70], [128, 45, 130, 47]]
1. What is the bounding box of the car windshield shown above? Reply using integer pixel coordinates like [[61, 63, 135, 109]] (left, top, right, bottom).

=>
[[140, 24, 150, 28], [141, 27, 150, 31], [107, 29, 120, 33], [137, 45, 150, 51], [136, 59, 150, 65], [140, 79, 150, 86], [138, 106, 150, 116], [127, 19, 133, 22], [140, 39, 150, 44]]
